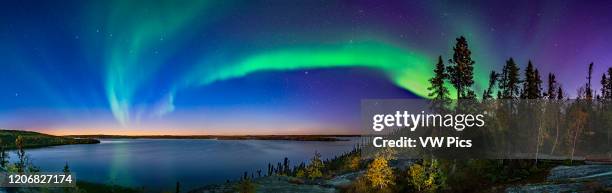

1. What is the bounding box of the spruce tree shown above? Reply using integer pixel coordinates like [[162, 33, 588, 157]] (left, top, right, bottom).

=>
[[534, 69, 543, 98], [283, 157, 290, 175], [557, 86, 564, 100], [586, 63, 594, 100], [601, 73, 608, 100], [277, 162, 282, 175], [267, 163, 272, 176], [447, 36, 475, 99], [521, 61, 542, 99], [63, 162, 70, 174], [498, 58, 521, 99], [483, 71, 498, 100], [606, 67, 612, 100], [428, 56, 451, 110], [547, 73, 557, 100]]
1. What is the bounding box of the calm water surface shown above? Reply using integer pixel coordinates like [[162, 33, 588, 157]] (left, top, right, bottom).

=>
[[10, 138, 357, 191]]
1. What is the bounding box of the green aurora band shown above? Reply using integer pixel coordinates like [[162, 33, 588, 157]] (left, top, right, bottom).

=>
[[181, 42, 456, 99], [113, 41, 487, 126], [101, 1, 486, 127], [103, 0, 229, 126]]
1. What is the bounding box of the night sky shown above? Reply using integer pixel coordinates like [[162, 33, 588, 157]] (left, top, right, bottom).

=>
[[1, 0, 611, 135]]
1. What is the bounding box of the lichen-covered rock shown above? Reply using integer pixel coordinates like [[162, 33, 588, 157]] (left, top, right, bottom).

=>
[[506, 164, 612, 193], [325, 171, 363, 188], [548, 165, 612, 181], [188, 176, 337, 193]]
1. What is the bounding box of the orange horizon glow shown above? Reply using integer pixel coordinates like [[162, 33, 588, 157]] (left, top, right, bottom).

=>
[[34, 128, 361, 136]]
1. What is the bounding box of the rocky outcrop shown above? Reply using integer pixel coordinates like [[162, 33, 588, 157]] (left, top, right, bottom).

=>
[[548, 165, 612, 182], [187, 176, 337, 193], [506, 165, 612, 193], [324, 171, 362, 188]]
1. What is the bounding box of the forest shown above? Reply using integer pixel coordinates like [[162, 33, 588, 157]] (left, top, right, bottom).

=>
[[241, 36, 612, 193]]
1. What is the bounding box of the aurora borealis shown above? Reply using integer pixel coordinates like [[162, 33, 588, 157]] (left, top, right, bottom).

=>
[[1, 0, 612, 135]]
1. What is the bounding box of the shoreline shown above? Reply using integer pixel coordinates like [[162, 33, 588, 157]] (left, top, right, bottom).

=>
[[0, 129, 100, 150], [66, 134, 361, 141]]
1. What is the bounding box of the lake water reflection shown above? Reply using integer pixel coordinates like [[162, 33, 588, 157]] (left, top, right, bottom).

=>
[[11, 138, 358, 191]]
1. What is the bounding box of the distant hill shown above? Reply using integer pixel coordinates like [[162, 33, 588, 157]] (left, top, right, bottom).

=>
[[0, 130, 99, 149]]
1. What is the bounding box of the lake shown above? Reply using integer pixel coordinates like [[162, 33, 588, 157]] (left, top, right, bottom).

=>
[[9, 138, 358, 192]]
